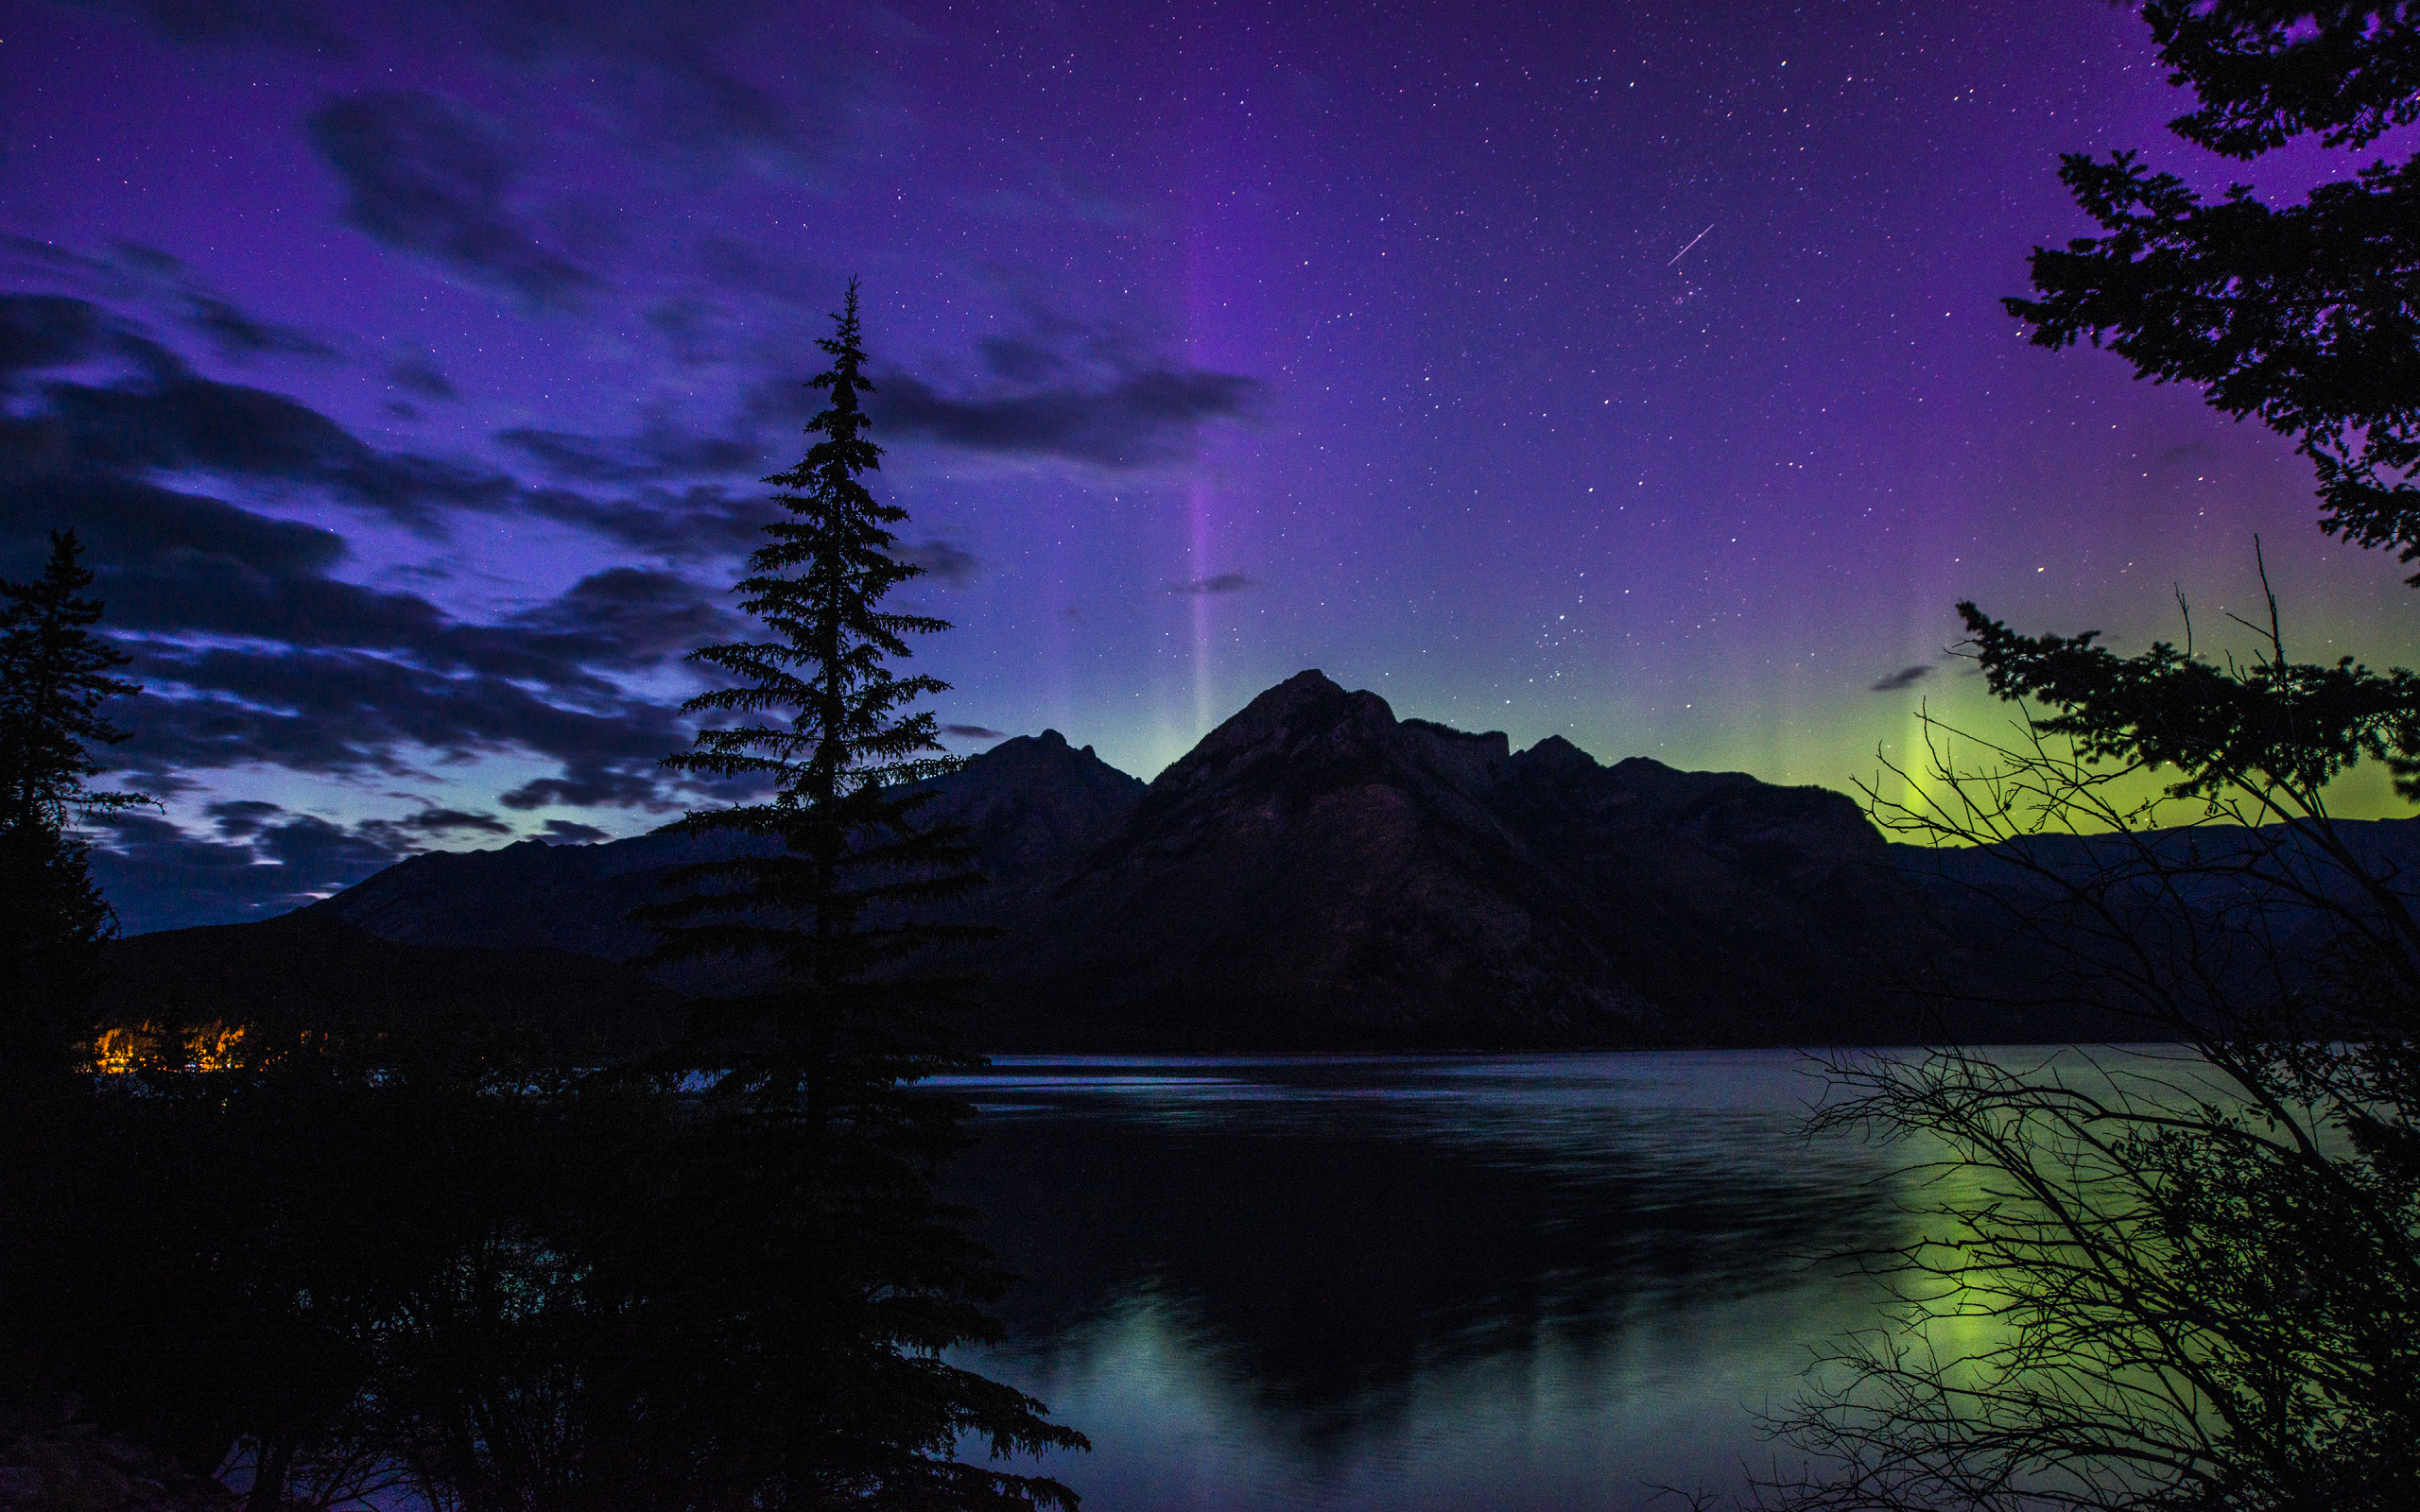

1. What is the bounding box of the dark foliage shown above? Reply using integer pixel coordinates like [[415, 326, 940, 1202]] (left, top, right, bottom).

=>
[[1773, 8, 2420, 1508], [1954, 588, 2420, 804], [2005, 4, 2420, 574], [0, 528, 143, 1079], [0, 298, 1079, 1509], [632, 280, 1085, 1506], [0, 1010, 1079, 1509], [95, 911, 687, 1067], [643, 279, 993, 1121], [2145, 0, 2420, 155]]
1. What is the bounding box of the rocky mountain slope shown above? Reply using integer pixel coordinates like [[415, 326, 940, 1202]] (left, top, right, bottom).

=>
[[306, 728, 1145, 964], [960, 672, 1946, 1045], [273, 670, 1955, 1048], [110, 669, 2420, 1051]]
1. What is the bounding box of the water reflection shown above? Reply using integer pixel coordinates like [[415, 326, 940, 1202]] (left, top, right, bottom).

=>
[[939, 1052, 1919, 1510]]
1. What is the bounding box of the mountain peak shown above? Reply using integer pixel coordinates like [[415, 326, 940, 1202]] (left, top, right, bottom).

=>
[[1153, 670, 1395, 796], [1513, 734, 1599, 775], [1230, 668, 1368, 730]]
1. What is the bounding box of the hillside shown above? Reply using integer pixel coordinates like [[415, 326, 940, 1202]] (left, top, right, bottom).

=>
[[256, 671, 1971, 1048]]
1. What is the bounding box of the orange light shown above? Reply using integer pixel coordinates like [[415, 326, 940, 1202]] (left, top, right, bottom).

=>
[[85, 1020, 251, 1074]]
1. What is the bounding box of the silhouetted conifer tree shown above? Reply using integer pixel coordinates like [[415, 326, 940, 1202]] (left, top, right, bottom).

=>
[[2007, 1, 2419, 574], [1776, 9, 2420, 1508], [632, 280, 1085, 1509], [0, 528, 142, 1078], [0, 296, 1080, 1512], [646, 279, 988, 1126]]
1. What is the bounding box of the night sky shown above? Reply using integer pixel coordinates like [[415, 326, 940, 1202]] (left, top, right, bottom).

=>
[[6, 0, 2416, 933]]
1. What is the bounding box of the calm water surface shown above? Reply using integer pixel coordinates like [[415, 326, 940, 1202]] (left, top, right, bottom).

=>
[[937, 1051, 1927, 1512]]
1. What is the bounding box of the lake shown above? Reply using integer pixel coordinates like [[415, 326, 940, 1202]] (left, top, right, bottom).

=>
[[937, 1051, 1928, 1512]]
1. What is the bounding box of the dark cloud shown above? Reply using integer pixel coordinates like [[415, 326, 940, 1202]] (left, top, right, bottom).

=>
[[496, 421, 765, 483], [643, 296, 751, 366], [88, 801, 540, 936], [185, 295, 336, 361], [1870, 664, 1933, 692], [901, 538, 981, 589], [2, 359, 515, 534], [2, 296, 771, 556], [1, 479, 524, 662], [475, 1, 857, 184], [0, 474, 346, 581], [942, 724, 1006, 741], [205, 799, 286, 838], [385, 807, 514, 836], [122, 645, 679, 790], [0, 236, 95, 279], [1167, 573, 1258, 595], [0, 294, 109, 375], [305, 90, 595, 312], [694, 237, 834, 304], [388, 354, 458, 401], [542, 818, 613, 844], [510, 566, 741, 662], [1, 263, 332, 383], [519, 482, 777, 558], [498, 765, 674, 812], [0, 476, 717, 816], [111, 242, 181, 276], [875, 366, 1265, 468], [0, 291, 188, 392], [979, 335, 1068, 384], [78, 0, 343, 48], [90, 808, 407, 936], [0, 301, 771, 834]]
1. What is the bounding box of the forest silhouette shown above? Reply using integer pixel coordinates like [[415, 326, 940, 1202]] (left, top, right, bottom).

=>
[[0, 292, 1083, 1511]]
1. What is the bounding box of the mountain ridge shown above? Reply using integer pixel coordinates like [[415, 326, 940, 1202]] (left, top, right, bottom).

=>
[[265, 669, 1953, 1048], [115, 669, 2420, 1052]]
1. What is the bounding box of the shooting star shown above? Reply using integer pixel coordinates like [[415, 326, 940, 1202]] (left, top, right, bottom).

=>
[[1667, 224, 1713, 266]]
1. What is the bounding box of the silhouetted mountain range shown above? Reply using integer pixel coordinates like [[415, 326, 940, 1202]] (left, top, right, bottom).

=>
[[128, 667, 2405, 1052], [938, 671, 1947, 1045], [267, 670, 1950, 1049]]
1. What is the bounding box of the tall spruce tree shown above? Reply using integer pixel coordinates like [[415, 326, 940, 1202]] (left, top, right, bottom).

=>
[[636, 282, 1085, 1509], [0, 528, 142, 1077], [646, 278, 988, 1123]]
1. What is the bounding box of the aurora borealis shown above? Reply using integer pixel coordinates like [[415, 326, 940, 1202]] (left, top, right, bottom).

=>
[[5, 0, 2416, 931]]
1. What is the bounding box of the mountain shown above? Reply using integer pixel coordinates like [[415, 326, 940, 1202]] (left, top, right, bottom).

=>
[[305, 728, 1145, 963], [1889, 818, 2420, 913], [275, 670, 1955, 1049], [107, 669, 2420, 1052], [960, 671, 1946, 1047], [1886, 816, 2420, 1031]]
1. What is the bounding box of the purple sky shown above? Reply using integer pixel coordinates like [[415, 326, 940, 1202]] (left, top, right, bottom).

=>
[[6, 0, 2416, 932]]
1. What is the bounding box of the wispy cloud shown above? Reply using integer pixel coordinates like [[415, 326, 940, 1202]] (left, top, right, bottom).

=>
[[1167, 573, 1258, 595], [877, 367, 1263, 468], [184, 294, 337, 361], [902, 538, 981, 588], [306, 90, 595, 311]]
